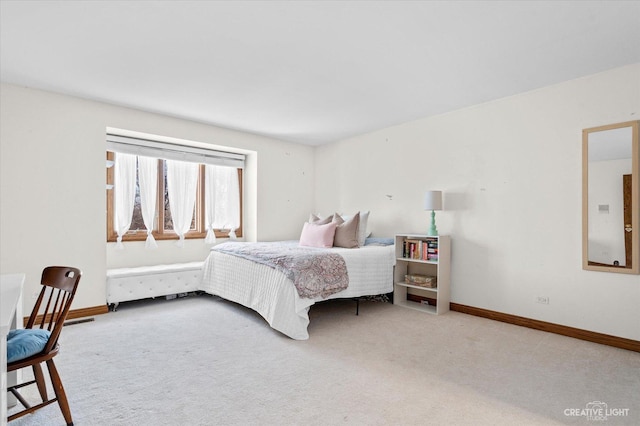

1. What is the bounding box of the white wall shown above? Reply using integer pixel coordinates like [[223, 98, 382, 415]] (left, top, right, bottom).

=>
[[2, 64, 638, 341], [0, 83, 315, 313], [315, 64, 640, 340]]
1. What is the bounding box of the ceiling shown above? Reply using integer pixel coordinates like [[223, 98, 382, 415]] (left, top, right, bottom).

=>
[[1, 1, 639, 146]]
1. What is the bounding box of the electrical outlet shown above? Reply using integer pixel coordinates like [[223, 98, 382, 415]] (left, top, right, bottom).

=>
[[536, 296, 549, 305]]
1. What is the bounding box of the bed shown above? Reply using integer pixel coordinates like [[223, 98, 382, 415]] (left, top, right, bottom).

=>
[[199, 239, 395, 340]]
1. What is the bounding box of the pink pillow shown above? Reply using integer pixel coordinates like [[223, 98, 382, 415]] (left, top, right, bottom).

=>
[[299, 221, 337, 248]]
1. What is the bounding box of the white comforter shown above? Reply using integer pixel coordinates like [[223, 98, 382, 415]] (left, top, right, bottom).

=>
[[199, 243, 395, 340]]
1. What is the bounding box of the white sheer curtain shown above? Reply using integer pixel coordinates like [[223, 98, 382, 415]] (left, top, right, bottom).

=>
[[114, 152, 137, 250], [166, 160, 199, 247], [205, 165, 240, 243], [137, 156, 158, 249]]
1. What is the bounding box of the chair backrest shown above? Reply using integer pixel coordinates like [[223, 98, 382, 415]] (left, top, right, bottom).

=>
[[26, 266, 82, 354]]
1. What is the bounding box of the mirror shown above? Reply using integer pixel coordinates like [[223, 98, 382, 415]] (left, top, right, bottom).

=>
[[583, 120, 639, 274]]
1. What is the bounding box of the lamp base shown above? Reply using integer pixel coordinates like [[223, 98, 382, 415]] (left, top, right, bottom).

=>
[[427, 210, 438, 236]]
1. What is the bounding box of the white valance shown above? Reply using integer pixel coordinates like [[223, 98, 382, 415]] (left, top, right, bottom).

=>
[[106, 134, 245, 168]]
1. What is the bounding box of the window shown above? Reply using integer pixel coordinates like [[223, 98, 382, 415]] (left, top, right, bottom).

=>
[[106, 134, 243, 244]]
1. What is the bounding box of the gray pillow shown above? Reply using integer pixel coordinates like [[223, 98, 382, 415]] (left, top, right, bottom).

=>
[[309, 214, 332, 225], [332, 212, 360, 248]]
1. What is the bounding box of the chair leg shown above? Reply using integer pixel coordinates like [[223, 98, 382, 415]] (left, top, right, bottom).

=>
[[46, 359, 73, 426], [9, 386, 31, 411], [33, 363, 48, 401]]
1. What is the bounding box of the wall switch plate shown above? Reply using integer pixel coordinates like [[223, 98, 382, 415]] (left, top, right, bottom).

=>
[[536, 296, 549, 304]]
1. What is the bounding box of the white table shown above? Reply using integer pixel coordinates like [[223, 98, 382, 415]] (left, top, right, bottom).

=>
[[1, 273, 24, 426]]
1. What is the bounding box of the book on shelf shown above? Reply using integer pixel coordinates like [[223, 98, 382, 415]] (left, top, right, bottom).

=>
[[402, 238, 440, 260], [404, 239, 422, 259]]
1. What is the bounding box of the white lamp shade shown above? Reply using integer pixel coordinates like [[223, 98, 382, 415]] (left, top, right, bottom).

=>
[[424, 191, 443, 211]]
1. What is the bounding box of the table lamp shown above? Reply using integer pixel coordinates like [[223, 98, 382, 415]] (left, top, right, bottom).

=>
[[424, 191, 443, 236]]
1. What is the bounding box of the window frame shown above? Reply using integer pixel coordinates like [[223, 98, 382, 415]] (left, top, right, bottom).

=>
[[106, 151, 243, 243]]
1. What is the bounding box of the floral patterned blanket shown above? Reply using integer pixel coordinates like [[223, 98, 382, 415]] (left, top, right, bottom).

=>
[[212, 241, 349, 299]]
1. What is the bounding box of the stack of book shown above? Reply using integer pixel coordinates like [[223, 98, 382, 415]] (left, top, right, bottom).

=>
[[425, 239, 438, 261], [402, 238, 439, 261]]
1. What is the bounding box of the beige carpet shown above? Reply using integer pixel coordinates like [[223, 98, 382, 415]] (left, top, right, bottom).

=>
[[8, 295, 640, 425]]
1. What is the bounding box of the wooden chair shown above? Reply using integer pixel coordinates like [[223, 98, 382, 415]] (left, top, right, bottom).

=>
[[6, 266, 81, 426]]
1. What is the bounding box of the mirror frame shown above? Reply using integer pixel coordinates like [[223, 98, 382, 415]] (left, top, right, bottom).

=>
[[582, 120, 639, 274]]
